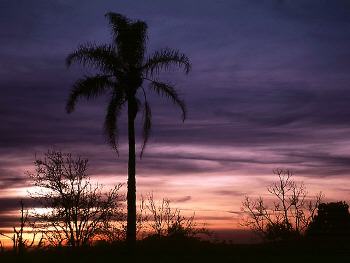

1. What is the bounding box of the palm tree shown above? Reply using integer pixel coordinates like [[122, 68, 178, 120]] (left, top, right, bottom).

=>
[[65, 12, 191, 245]]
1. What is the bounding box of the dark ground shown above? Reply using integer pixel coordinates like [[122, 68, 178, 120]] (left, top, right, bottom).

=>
[[1, 238, 349, 263]]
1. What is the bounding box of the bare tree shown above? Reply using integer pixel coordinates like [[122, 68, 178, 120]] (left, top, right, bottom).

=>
[[241, 169, 323, 241], [28, 150, 123, 247], [0, 201, 43, 254], [139, 193, 206, 239]]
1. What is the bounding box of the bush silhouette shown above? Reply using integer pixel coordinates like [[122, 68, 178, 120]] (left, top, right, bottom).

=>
[[306, 201, 350, 240]]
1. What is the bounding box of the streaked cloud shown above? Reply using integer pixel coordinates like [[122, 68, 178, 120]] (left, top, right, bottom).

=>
[[1, 0, 350, 236]]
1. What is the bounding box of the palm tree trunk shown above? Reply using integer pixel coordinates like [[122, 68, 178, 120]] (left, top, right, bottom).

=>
[[126, 98, 137, 247]]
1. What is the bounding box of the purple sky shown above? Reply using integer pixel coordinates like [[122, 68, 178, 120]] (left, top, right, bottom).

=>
[[1, 0, 350, 236]]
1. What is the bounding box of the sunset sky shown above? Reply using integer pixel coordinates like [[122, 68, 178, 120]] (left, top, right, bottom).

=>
[[1, 0, 350, 242]]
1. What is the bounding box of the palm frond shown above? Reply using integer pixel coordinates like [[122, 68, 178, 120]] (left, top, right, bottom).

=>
[[148, 80, 187, 121], [104, 91, 126, 152], [143, 48, 191, 77], [105, 12, 147, 67], [66, 43, 119, 74], [105, 12, 130, 39], [117, 22, 147, 67], [128, 21, 148, 66], [135, 97, 142, 115], [140, 99, 152, 158], [66, 75, 113, 113]]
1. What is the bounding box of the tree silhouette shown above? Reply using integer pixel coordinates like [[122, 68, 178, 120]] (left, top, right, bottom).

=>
[[29, 150, 123, 247], [138, 194, 199, 239], [241, 169, 323, 241], [65, 12, 191, 245], [306, 201, 350, 240]]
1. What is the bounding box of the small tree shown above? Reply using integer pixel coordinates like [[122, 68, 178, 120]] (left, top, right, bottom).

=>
[[241, 169, 323, 241], [28, 150, 123, 247], [139, 194, 206, 239], [0, 201, 43, 254]]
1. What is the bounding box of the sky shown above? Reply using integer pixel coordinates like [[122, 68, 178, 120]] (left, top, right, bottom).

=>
[[1, 0, 350, 242]]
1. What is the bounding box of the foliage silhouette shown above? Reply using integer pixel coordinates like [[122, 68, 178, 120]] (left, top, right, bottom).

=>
[[306, 201, 350, 240], [66, 12, 191, 245], [241, 169, 323, 241], [28, 150, 123, 247]]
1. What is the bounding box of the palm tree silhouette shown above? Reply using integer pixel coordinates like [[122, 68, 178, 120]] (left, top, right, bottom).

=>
[[65, 12, 191, 245]]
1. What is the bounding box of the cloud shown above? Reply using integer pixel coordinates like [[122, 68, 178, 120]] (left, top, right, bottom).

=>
[[172, 196, 192, 203], [1, 0, 350, 231], [0, 161, 28, 190], [0, 197, 39, 212], [213, 190, 248, 197]]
